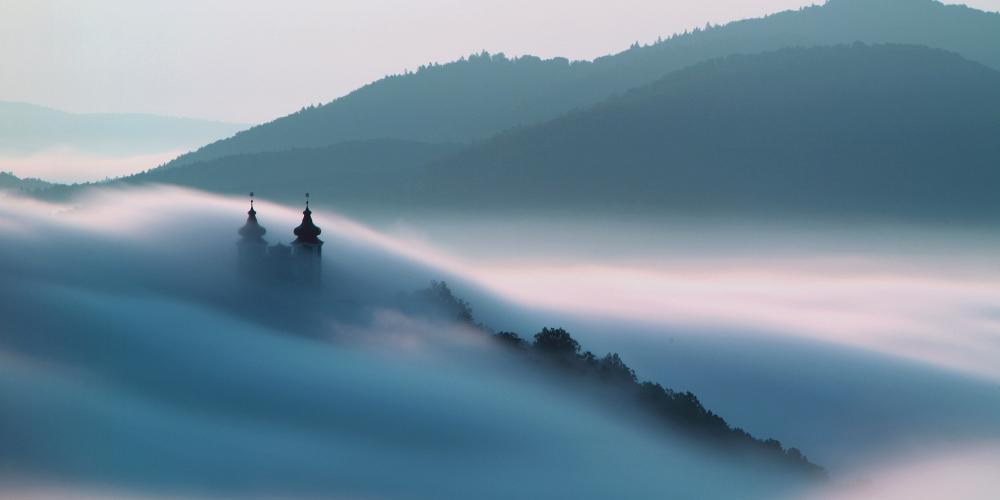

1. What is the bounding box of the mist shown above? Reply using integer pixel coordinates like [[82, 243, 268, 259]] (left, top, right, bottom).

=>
[[0, 101, 247, 183], [6, 0, 1000, 497], [335, 205, 1000, 492], [2, 1, 994, 124], [3, 186, 1000, 498], [0, 148, 188, 183], [0, 186, 816, 499]]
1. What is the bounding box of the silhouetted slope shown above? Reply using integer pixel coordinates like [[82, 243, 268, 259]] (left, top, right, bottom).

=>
[[410, 44, 1000, 220], [121, 139, 461, 205], [162, 0, 1000, 168], [113, 44, 1000, 221], [413, 282, 825, 477]]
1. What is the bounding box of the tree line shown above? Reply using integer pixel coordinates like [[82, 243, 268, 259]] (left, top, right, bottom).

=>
[[413, 281, 825, 478]]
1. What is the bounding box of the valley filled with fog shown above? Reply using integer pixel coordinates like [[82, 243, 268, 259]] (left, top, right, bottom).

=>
[[365, 207, 1000, 477], [5, 0, 1000, 498], [2, 187, 999, 499]]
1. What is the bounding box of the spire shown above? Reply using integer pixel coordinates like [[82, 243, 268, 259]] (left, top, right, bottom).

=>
[[293, 192, 323, 245], [239, 192, 267, 242]]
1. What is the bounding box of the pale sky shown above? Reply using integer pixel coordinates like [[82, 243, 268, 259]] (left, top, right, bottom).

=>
[[0, 0, 997, 124]]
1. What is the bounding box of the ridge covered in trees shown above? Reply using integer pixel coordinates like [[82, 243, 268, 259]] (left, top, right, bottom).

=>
[[150, 0, 1000, 168], [0, 171, 52, 192], [73, 43, 1000, 222], [405, 43, 1000, 221], [415, 281, 826, 477]]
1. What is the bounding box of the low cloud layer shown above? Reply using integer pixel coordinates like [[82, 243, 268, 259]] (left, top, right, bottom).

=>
[[0, 148, 187, 183], [0, 186, 810, 499], [394, 214, 1000, 383]]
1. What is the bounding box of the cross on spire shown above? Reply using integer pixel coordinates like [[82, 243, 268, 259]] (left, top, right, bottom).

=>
[[305, 192, 310, 209], [249, 192, 255, 209]]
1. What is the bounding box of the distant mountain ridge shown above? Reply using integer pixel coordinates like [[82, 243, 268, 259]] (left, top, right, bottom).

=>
[[408, 43, 1000, 220], [114, 44, 1000, 222], [115, 139, 461, 205], [160, 0, 1000, 168], [0, 101, 247, 156], [0, 171, 51, 191]]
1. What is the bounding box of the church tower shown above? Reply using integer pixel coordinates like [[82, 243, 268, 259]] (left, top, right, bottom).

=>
[[291, 193, 323, 285], [237, 192, 268, 278]]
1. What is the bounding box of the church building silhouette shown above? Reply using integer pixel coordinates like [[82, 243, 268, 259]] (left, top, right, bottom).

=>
[[237, 193, 323, 285]]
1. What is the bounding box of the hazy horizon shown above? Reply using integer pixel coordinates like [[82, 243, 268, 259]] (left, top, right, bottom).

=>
[[4, 1, 1000, 497], [3, 0, 999, 184], [3, 186, 1000, 498], [0, 100, 247, 182], [0, 0, 995, 124]]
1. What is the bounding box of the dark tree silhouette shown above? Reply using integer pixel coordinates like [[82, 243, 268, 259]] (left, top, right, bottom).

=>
[[412, 281, 826, 477], [532, 327, 580, 356], [597, 353, 637, 384], [520, 326, 823, 477], [410, 280, 475, 324], [494, 331, 526, 349]]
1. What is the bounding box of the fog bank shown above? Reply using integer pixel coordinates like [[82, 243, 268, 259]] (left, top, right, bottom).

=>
[[0, 186, 810, 499]]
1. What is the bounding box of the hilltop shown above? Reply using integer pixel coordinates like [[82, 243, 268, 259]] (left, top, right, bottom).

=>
[[405, 43, 1000, 220], [0, 171, 52, 192], [111, 44, 1000, 222], [155, 0, 1000, 169]]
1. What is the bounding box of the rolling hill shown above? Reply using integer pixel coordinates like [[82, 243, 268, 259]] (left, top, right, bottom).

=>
[[119, 139, 461, 205], [409, 43, 1000, 220], [0, 171, 51, 191], [117, 44, 1000, 222], [159, 0, 1000, 168]]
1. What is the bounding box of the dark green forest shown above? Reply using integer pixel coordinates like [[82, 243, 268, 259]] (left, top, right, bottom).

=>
[[23, 1, 1000, 222], [82, 43, 1000, 222], [158, 0, 1000, 168], [410, 43, 1000, 220]]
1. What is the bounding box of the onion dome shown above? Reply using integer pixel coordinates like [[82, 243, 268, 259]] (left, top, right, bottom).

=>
[[293, 193, 323, 245], [238, 193, 267, 242]]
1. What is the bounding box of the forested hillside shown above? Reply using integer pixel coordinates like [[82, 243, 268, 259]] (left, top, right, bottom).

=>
[[159, 0, 1000, 168], [407, 43, 1000, 220], [117, 44, 1000, 222]]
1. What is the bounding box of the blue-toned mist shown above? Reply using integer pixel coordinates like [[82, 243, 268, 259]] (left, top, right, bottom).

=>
[[0, 187, 814, 499]]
